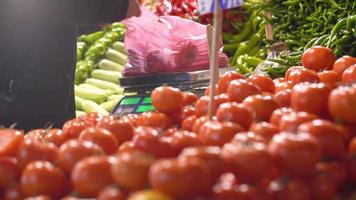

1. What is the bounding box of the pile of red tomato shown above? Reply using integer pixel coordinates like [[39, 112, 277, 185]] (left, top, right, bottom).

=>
[[1, 46, 356, 200]]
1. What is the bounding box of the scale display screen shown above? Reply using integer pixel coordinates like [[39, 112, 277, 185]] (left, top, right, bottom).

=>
[[112, 95, 155, 115]]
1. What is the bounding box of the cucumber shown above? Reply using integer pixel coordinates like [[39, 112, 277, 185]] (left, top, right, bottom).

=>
[[82, 100, 110, 116], [100, 99, 120, 112], [112, 42, 126, 54], [105, 48, 127, 65], [91, 69, 121, 84], [79, 84, 115, 96], [85, 78, 124, 94], [99, 59, 123, 72], [76, 110, 86, 117], [74, 85, 108, 104], [75, 96, 85, 111], [108, 94, 124, 101]]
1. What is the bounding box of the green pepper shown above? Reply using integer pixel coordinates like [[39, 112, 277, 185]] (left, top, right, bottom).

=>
[[232, 20, 252, 43]]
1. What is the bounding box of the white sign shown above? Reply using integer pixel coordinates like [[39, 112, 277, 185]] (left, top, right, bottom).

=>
[[198, 0, 244, 15]]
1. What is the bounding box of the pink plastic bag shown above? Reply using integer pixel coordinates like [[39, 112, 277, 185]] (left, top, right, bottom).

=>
[[122, 7, 229, 77]]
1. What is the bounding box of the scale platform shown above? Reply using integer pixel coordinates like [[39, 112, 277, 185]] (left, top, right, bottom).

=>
[[111, 68, 234, 115]]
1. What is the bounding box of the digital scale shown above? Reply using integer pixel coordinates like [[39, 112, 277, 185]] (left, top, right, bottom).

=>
[[111, 68, 234, 116]]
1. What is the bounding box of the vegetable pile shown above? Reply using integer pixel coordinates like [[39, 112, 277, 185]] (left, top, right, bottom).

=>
[[1, 46, 356, 200], [74, 23, 127, 116]]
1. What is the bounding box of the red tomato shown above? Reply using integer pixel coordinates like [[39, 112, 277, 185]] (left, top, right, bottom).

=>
[[149, 157, 210, 199], [205, 84, 218, 96], [350, 137, 356, 154], [181, 115, 197, 132], [79, 127, 118, 155], [269, 107, 294, 126], [192, 116, 209, 133], [182, 92, 199, 106], [274, 89, 292, 107], [285, 66, 304, 80], [249, 122, 279, 142], [117, 141, 138, 154], [62, 119, 88, 140], [4, 183, 25, 200], [56, 139, 105, 173], [44, 129, 67, 147], [318, 70, 340, 87], [227, 79, 262, 103], [291, 83, 331, 116], [80, 112, 105, 126], [328, 85, 356, 123], [97, 119, 134, 145], [23, 195, 52, 200], [267, 178, 311, 200], [243, 94, 280, 122], [112, 151, 155, 190], [16, 140, 58, 169], [71, 156, 114, 197], [218, 71, 245, 94], [25, 129, 47, 142], [316, 162, 347, 190], [286, 67, 320, 86], [216, 102, 253, 130], [173, 106, 195, 124], [268, 132, 321, 178], [333, 55, 356, 76], [163, 127, 179, 137], [151, 86, 183, 113], [231, 131, 270, 144], [132, 126, 162, 157], [222, 142, 272, 183], [279, 112, 319, 133], [199, 121, 244, 146], [0, 157, 19, 188], [195, 95, 230, 117], [298, 120, 346, 159], [169, 131, 202, 155], [136, 112, 171, 130], [97, 187, 126, 200], [302, 46, 336, 71], [342, 64, 356, 83], [310, 173, 337, 200], [179, 146, 224, 183], [0, 129, 24, 157], [348, 157, 356, 182], [274, 81, 293, 93], [247, 74, 275, 94], [21, 161, 68, 199]]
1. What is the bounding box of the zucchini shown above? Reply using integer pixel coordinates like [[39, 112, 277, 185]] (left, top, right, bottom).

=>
[[105, 48, 127, 65], [82, 100, 110, 116], [74, 85, 108, 104], [91, 69, 121, 84], [108, 94, 124, 101], [112, 42, 126, 54], [85, 78, 124, 94], [75, 96, 85, 111], [79, 84, 115, 96], [100, 99, 120, 112], [99, 59, 123, 72]]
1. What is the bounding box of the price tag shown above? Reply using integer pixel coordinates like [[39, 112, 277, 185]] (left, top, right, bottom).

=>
[[198, 0, 244, 15]]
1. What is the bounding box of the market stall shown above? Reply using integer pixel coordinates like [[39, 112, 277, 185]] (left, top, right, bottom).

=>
[[1, 0, 356, 199]]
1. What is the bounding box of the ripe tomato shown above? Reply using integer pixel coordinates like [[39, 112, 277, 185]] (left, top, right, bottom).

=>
[[310, 173, 337, 200], [267, 178, 311, 200], [62, 119, 88, 140], [180, 146, 224, 183], [0, 157, 19, 188], [132, 126, 162, 157], [149, 157, 210, 199], [227, 79, 262, 103], [56, 139, 104, 173], [205, 84, 218, 96], [243, 94, 280, 122], [350, 137, 356, 154], [316, 162, 347, 190], [279, 112, 319, 133], [25, 129, 47, 142], [4, 183, 25, 200], [79, 127, 118, 155], [169, 131, 202, 155], [80, 112, 105, 126], [199, 121, 244, 146], [21, 161, 68, 199], [136, 112, 171, 130], [298, 120, 346, 159], [23, 195, 52, 200], [285, 66, 304, 80], [231, 131, 270, 144], [192, 116, 209, 133], [71, 156, 114, 197], [222, 142, 272, 183], [273, 89, 291, 107], [163, 127, 179, 137], [328, 85, 356, 123], [127, 190, 173, 200], [195, 95, 230, 117], [286, 67, 320, 86], [302, 46, 335, 71], [182, 92, 199, 106], [212, 173, 240, 200], [97, 119, 134, 145], [218, 71, 245, 94], [291, 83, 331, 116], [112, 151, 155, 190], [151, 86, 183, 113], [16, 140, 58, 169], [247, 74, 275, 94], [216, 102, 253, 130], [173, 106, 195, 124], [342, 64, 356, 83], [269, 107, 294, 126], [268, 132, 321, 178], [97, 187, 126, 200], [333, 55, 356, 76], [318, 70, 340, 87], [181, 115, 197, 132], [249, 122, 279, 142], [44, 129, 67, 147], [348, 157, 356, 182], [0, 129, 24, 157], [213, 182, 269, 200]]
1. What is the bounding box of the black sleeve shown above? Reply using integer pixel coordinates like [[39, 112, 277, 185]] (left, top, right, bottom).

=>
[[64, 0, 129, 25]]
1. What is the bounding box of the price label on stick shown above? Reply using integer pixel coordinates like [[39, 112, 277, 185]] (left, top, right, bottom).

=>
[[198, 0, 244, 15]]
